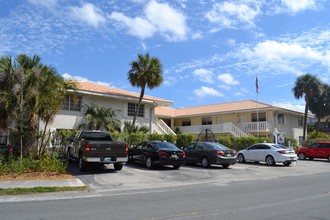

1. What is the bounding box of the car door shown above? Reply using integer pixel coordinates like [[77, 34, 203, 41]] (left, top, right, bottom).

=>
[[184, 143, 197, 163], [132, 142, 147, 162], [318, 143, 329, 159], [245, 145, 258, 161], [257, 144, 271, 161], [194, 142, 205, 162], [308, 143, 322, 158]]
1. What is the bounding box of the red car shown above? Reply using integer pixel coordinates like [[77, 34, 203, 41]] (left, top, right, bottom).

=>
[[296, 142, 330, 161]]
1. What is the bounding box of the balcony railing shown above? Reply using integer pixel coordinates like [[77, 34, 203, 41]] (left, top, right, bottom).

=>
[[176, 122, 273, 137], [239, 121, 273, 132], [154, 119, 176, 135]]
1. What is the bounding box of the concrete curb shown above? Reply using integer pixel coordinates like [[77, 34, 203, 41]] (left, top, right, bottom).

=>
[[0, 178, 85, 189]]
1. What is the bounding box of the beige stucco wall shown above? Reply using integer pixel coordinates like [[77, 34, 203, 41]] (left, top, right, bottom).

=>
[[39, 94, 156, 132]]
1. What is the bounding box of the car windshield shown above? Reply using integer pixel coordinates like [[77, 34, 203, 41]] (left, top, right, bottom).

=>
[[207, 142, 230, 150], [156, 142, 179, 150]]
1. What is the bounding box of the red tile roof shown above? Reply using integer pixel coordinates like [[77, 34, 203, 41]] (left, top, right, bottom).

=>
[[74, 81, 173, 106], [155, 100, 301, 117]]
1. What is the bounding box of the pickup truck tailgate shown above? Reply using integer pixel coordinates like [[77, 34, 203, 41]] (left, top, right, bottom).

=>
[[85, 141, 127, 157]]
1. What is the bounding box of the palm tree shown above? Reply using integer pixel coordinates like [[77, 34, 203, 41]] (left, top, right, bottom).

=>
[[0, 54, 44, 160], [122, 121, 149, 133], [308, 83, 330, 138], [0, 54, 75, 158], [292, 73, 322, 140], [81, 103, 121, 131], [36, 74, 77, 156], [128, 53, 163, 131]]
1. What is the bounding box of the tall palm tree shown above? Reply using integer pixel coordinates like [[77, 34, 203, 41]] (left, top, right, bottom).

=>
[[292, 73, 322, 140], [308, 83, 330, 138], [128, 53, 163, 131]]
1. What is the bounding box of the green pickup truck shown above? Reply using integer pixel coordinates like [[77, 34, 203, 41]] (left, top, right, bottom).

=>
[[67, 130, 128, 172]]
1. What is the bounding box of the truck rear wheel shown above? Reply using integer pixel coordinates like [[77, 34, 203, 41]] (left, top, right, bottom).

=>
[[79, 155, 88, 172], [114, 163, 123, 171]]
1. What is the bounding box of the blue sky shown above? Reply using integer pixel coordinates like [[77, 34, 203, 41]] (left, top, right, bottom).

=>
[[1, 0, 329, 112]]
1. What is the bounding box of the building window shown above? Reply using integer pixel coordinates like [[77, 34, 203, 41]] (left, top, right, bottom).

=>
[[182, 119, 191, 126], [298, 117, 303, 127], [62, 95, 81, 111], [278, 114, 284, 124], [251, 112, 266, 122], [128, 103, 144, 117], [202, 117, 212, 125]]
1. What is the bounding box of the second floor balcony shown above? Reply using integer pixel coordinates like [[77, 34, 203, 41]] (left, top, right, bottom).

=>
[[175, 121, 273, 137]]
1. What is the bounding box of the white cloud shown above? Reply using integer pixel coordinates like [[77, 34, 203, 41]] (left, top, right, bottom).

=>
[[109, 12, 155, 39], [219, 85, 231, 90], [70, 3, 106, 28], [272, 102, 305, 113], [109, 0, 187, 41], [227, 38, 236, 47], [281, 0, 316, 14], [239, 40, 329, 75], [27, 0, 58, 10], [145, 0, 187, 41], [193, 68, 214, 83], [217, 73, 239, 85], [205, 1, 261, 28], [62, 73, 88, 81], [193, 86, 224, 98]]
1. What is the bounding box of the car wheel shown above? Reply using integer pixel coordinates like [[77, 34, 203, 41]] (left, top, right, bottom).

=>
[[201, 157, 210, 168], [237, 154, 245, 163], [222, 164, 230, 169], [145, 157, 154, 169], [298, 153, 306, 160], [283, 161, 292, 166], [265, 156, 275, 166], [79, 155, 88, 172], [173, 165, 181, 169], [114, 163, 123, 171]]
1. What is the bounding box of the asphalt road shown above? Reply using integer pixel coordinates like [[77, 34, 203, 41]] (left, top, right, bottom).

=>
[[1, 160, 330, 220]]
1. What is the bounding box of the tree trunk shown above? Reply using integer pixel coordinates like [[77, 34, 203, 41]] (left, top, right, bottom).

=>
[[132, 86, 145, 132], [303, 103, 308, 141], [315, 117, 321, 139]]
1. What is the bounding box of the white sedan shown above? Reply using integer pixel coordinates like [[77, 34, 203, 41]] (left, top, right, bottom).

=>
[[237, 143, 298, 166]]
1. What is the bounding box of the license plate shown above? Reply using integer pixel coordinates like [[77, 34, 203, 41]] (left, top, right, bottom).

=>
[[104, 157, 112, 162], [227, 154, 232, 157], [171, 154, 178, 159]]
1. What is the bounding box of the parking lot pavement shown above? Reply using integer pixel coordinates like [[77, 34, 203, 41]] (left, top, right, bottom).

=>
[[74, 159, 330, 192]]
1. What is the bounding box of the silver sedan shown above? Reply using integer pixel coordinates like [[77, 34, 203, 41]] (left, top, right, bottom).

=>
[[237, 143, 298, 166]]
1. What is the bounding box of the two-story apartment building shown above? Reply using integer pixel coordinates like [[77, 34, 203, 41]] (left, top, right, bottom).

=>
[[155, 100, 307, 143], [42, 81, 307, 144], [40, 81, 173, 133]]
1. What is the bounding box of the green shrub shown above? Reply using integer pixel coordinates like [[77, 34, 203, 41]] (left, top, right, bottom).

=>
[[163, 134, 177, 144], [148, 133, 164, 141], [176, 134, 196, 148], [0, 155, 67, 176], [218, 136, 272, 151], [308, 130, 329, 140], [125, 132, 148, 147]]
